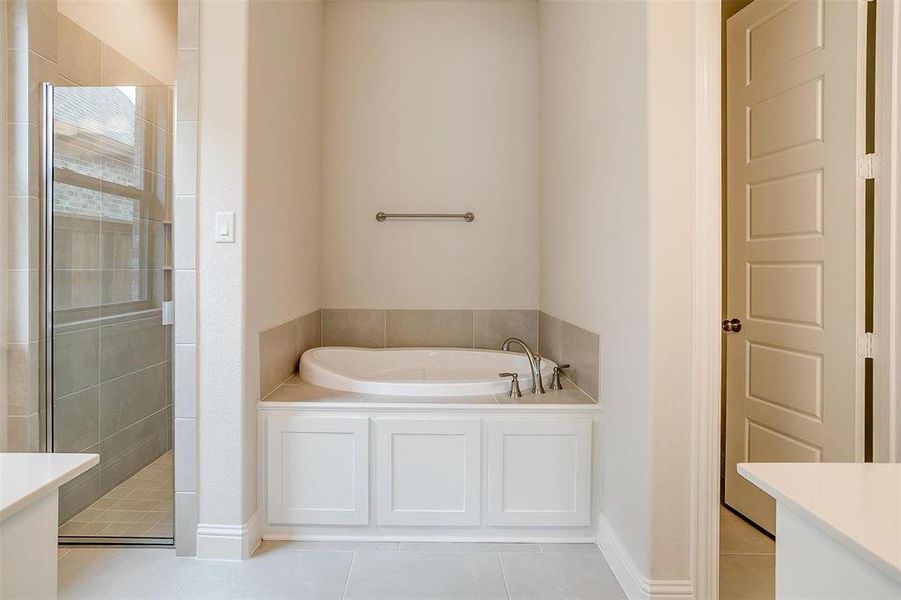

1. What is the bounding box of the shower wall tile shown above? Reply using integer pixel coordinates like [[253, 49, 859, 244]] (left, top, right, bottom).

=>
[[7, 196, 39, 269], [386, 310, 474, 348], [7, 0, 28, 49], [54, 386, 100, 453], [178, 0, 199, 49], [7, 123, 39, 197], [174, 418, 196, 493], [7, 49, 28, 123], [322, 309, 386, 348], [473, 310, 537, 351], [58, 455, 100, 523], [99, 362, 169, 438], [54, 327, 100, 398], [174, 122, 197, 195], [260, 319, 298, 398], [100, 315, 167, 380], [56, 14, 102, 85], [7, 341, 39, 415], [140, 120, 171, 178], [54, 215, 101, 269], [54, 269, 101, 317], [561, 321, 600, 401], [99, 409, 169, 494], [174, 0, 200, 556], [175, 492, 198, 556], [174, 345, 196, 419], [11, 0, 58, 63], [7, 49, 56, 125], [100, 219, 165, 270], [137, 86, 173, 132], [174, 270, 196, 344], [298, 309, 322, 355], [538, 311, 563, 364], [6, 413, 40, 452], [7, 269, 39, 342], [176, 49, 198, 121], [173, 196, 196, 269], [100, 42, 162, 86]]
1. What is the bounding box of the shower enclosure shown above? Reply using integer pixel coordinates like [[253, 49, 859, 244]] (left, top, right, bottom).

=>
[[44, 84, 174, 544]]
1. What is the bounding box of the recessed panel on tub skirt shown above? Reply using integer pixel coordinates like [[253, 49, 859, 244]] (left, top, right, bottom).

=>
[[375, 418, 481, 526], [266, 416, 369, 525], [487, 418, 591, 526]]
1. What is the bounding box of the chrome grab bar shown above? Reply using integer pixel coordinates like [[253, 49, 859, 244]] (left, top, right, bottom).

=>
[[375, 211, 475, 222]]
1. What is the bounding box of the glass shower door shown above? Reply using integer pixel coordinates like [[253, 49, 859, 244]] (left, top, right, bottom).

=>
[[46, 84, 174, 543]]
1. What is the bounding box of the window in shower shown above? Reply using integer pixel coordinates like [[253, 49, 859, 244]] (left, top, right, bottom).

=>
[[47, 84, 174, 543]]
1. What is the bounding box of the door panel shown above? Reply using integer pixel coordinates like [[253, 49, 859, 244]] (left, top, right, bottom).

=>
[[267, 416, 370, 525], [487, 418, 591, 527], [725, 0, 866, 533], [375, 418, 481, 526]]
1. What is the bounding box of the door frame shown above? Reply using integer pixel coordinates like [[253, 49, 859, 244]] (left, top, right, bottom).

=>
[[691, 1, 901, 597]]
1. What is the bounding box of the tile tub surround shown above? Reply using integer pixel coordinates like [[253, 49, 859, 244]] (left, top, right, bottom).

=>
[[538, 311, 599, 400], [320, 308, 539, 350], [258, 309, 321, 398], [4, 1, 172, 451], [266, 309, 601, 400]]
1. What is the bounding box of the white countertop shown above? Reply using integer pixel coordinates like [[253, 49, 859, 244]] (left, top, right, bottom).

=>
[[739, 462, 901, 583], [0, 453, 99, 520]]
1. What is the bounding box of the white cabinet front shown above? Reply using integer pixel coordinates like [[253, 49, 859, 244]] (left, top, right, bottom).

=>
[[375, 418, 481, 526], [487, 418, 592, 526], [266, 416, 369, 525]]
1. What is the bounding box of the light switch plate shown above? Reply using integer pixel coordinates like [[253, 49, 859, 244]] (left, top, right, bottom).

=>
[[215, 211, 235, 243]]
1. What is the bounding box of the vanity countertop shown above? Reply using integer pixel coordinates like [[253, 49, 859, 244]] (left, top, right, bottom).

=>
[[739, 462, 901, 583], [0, 453, 99, 520], [260, 375, 597, 407]]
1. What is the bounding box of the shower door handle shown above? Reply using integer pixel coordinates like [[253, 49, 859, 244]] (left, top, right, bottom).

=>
[[162, 301, 175, 326]]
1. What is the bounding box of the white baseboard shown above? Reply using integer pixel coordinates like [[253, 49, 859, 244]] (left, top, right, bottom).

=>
[[596, 513, 693, 600], [196, 511, 261, 560]]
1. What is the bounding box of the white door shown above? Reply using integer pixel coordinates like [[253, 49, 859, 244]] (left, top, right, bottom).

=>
[[725, 0, 867, 533]]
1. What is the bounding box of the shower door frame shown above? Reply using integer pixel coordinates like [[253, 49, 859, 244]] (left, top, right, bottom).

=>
[[41, 82, 175, 547], [41, 82, 54, 451]]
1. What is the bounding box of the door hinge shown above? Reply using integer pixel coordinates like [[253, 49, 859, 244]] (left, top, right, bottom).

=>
[[857, 332, 875, 359], [858, 153, 880, 179], [162, 300, 175, 326]]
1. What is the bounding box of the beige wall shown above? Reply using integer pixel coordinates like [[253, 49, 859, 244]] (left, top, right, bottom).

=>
[[538, 0, 652, 572], [538, 0, 693, 583], [246, 0, 323, 420], [58, 0, 177, 84], [196, 0, 252, 539], [321, 0, 540, 310]]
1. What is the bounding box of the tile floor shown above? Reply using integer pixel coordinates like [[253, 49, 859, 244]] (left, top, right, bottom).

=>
[[59, 451, 173, 538], [57, 541, 626, 600], [719, 504, 775, 600]]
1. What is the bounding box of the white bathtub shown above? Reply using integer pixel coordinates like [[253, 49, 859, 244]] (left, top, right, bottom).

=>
[[299, 346, 557, 397]]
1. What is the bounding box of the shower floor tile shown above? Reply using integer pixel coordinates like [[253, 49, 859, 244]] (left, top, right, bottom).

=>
[[60, 451, 173, 539]]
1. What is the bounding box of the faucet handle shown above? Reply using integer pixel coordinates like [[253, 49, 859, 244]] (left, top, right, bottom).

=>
[[499, 372, 522, 398], [549, 364, 570, 391]]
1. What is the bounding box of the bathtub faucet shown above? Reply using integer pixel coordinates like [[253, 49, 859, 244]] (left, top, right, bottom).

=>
[[500, 338, 545, 395]]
